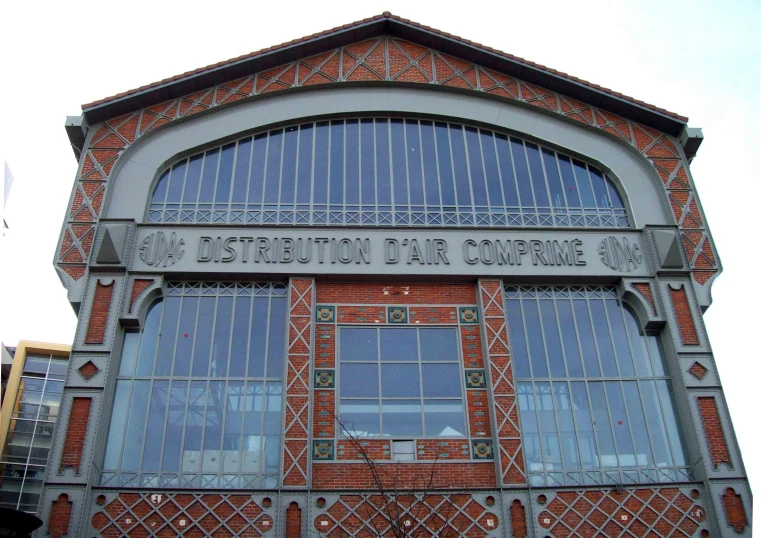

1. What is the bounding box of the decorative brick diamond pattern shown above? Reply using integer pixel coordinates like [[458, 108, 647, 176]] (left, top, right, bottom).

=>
[[90, 492, 272, 537], [688, 362, 708, 380], [60, 35, 717, 289], [282, 277, 315, 487], [477, 279, 525, 485], [315, 494, 499, 537], [537, 488, 707, 538]]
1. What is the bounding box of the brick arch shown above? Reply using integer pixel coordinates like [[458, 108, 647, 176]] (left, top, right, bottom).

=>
[[57, 35, 718, 290]]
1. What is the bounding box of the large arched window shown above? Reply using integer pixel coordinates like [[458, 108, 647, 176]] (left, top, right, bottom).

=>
[[149, 118, 628, 228], [504, 286, 690, 487], [100, 282, 288, 489]]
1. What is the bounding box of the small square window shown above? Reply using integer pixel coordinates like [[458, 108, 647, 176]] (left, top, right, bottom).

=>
[[392, 440, 415, 461]]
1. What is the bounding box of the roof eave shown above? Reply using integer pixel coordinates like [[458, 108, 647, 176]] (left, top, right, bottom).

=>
[[80, 17, 687, 136]]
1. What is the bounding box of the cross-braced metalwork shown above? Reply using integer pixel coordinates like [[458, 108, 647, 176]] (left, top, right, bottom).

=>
[[282, 278, 315, 487], [477, 279, 525, 486]]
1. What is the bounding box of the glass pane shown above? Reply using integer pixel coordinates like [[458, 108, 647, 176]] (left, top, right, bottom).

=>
[[382, 400, 422, 436], [345, 120, 359, 205], [119, 332, 140, 376], [379, 328, 417, 362], [340, 399, 381, 436], [340, 328, 378, 362], [604, 382, 636, 466], [182, 381, 208, 473], [23, 355, 49, 375], [421, 364, 461, 397], [539, 300, 566, 377], [141, 381, 170, 471], [266, 297, 287, 379], [423, 399, 465, 437], [657, 380, 689, 466], [211, 297, 233, 377], [341, 364, 379, 398], [381, 364, 420, 398], [121, 380, 151, 472], [229, 296, 252, 377], [173, 297, 199, 376], [155, 297, 181, 376], [136, 300, 163, 376], [248, 298, 270, 378], [622, 381, 654, 466], [192, 297, 216, 377], [419, 328, 458, 362], [569, 382, 598, 470], [103, 381, 131, 470], [161, 381, 188, 472]]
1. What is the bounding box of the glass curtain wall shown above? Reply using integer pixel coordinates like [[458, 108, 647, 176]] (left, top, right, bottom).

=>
[[0, 353, 68, 513], [149, 118, 628, 228], [101, 282, 288, 489], [504, 286, 691, 487]]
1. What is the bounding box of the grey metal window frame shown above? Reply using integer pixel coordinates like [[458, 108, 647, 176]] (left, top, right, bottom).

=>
[[148, 117, 629, 229], [99, 282, 288, 490], [504, 286, 692, 488], [337, 325, 468, 439]]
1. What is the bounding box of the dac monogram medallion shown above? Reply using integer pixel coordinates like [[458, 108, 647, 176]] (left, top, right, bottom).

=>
[[598, 236, 642, 273], [139, 231, 185, 267]]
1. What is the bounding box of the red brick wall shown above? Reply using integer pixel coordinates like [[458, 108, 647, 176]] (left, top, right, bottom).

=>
[[722, 487, 748, 533], [632, 282, 656, 314], [59, 397, 92, 473], [48, 493, 73, 538], [313, 462, 496, 489], [129, 278, 153, 313], [669, 286, 699, 345], [510, 499, 528, 538], [285, 502, 302, 538], [317, 282, 476, 304], [697, 396, 732, 468], [85, 280, 114, 344]]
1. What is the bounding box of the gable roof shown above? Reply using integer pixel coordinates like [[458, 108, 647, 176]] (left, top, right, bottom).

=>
[[80, 12, 688, 136]]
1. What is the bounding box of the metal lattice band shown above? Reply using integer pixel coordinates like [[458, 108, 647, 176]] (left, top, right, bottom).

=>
[[314, 493, 500, 537], [281, 278, 315, 486], [100, 281, 287, 489], [477, 279, 525, 485], [91, 492, 275, 537], [504, 286, 692, 487], [148, 118, 629, 228]]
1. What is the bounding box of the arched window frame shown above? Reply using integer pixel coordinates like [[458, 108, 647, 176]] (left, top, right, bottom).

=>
[[503, 285, 691, 488], [147, 116, 631, 229], [100, 282, 288, 490]]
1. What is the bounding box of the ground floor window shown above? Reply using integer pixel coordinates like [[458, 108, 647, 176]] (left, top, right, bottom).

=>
[[100, 282, 287, 489], [505, 286, 691, 486]]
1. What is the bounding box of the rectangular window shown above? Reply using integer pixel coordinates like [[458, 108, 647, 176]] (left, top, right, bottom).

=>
[[338, 327, 465, 438]]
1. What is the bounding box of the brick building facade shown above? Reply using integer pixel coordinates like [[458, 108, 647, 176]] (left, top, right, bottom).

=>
[[41, 13, 750, 537]]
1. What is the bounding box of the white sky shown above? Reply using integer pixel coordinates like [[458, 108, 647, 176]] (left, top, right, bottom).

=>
[[1, 0, 758, 492]]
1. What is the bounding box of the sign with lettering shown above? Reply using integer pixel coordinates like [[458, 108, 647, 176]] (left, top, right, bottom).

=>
[[130, 227, 649, 277]]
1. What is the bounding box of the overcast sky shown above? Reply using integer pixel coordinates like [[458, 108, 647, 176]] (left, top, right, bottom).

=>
[[1, 0, 758, 492]]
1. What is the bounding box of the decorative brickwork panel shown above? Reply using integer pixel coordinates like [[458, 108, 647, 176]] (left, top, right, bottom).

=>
[[313, 462, 496, 490], [669, 285, 700, 345], [336, 305, 386, 323], [537, 488, 707, 537], [129, 279, 154, 313], [467, 389, 491, 438], [460, 325, 485, 369], [59, 397, 92, 473], [317, 282, 477, 304], [510, 499, 528, 538], [59, 31, 718, 289], [315, 493, 499, 537], [282, 278, 314, 487], [722, 487, 748, 533], [285, 502, 302, 538], [315, 324, 335, 369], [415, 439, 471, 460], [336, 439, 391, 461], [632, 282, 656, 314], [697, 396, 732, 469], [90, 492, 272, 537], [478, 279, 524, 485], [409, 306, 459, 324], [49, 493, 73, 538], [85, 280, 114, 344], [313, 389, 335, 439]]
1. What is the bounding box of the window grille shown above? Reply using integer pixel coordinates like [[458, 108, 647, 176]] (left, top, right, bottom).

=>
[[149, 118, 629, 228], [504, 286, 691, 487], [100, 282, 288, 489]]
